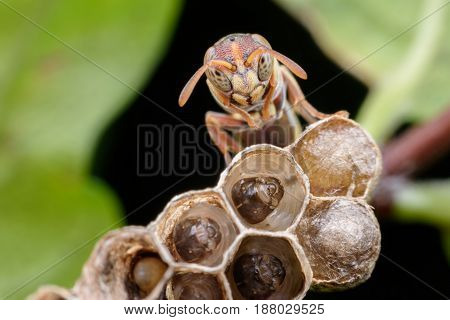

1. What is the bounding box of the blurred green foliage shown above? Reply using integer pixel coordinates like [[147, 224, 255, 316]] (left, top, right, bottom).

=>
[[394, 180, 450, 227], [276, 0, 450, 141], [0, 0, 181, 298], [394, 180, 450, 259], [276, 0, 450, 259]]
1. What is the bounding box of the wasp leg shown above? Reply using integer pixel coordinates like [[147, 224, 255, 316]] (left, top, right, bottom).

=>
[[280, 66, 349, 123], [261, 72, 277, 121], [206, 79, 262, 129], [205, 111, 246, 164]]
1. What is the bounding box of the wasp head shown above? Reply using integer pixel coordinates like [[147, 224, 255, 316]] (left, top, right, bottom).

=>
[[179, 33, 307, 113]]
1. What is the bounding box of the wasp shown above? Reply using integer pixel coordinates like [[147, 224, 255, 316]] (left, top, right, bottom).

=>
[[179, 33, 346, 163]]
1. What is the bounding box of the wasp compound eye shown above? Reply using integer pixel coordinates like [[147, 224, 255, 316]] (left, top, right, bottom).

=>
[[257, 53, 273, 81], [207, 68, 232, 92]]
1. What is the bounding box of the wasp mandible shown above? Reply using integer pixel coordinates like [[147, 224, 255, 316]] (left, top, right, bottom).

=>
[[179, 33, 347, 163]]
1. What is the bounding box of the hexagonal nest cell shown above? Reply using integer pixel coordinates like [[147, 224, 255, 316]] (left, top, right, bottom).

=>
[[290, 116, 381, 198], [72, 226, 172, 300], [30, 115, 382, 300], [166, 272, 227, 300], [219, 145, 309, 231], [152, 189, 239, 267], [296, 197, 381, 290], [225, 234, 311, 300]]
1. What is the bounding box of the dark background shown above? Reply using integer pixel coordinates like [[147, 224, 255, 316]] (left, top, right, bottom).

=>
[[92, 0, 450, 299]]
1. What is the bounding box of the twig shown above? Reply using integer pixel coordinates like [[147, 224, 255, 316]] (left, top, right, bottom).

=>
[[373, 107, 450, 216], [382, 107, 450, 176]]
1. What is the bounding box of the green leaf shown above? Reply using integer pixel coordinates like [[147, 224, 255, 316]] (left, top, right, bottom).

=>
[[392, 180, 450, 227], [275, 0, 450, 141], [0, 0, 182, 169], [393, 180, 450, 263], [0, 0, 181, 298], [0, 160, 122, 299]]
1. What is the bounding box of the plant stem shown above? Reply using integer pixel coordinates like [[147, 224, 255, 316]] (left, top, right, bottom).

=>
[[382, 107, 450, 176], [373, 107, 450, 216]]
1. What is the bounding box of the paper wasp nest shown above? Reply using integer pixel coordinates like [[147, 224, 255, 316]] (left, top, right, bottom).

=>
[[30, 116, 381, 300]]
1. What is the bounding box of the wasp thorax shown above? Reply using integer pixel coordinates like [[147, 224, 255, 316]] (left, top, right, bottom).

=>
[[174, 217, 222, 263], [231, 177, 284, 224], [168, 273, 225, 300], [132, 256, 168, 296], [233, 253, 285, 299]]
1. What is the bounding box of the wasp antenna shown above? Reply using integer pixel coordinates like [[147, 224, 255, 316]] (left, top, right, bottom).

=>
[[245, 47, 265, 66], [179, 59, 237, 107], [179, 64, 209, 107], [266, 48, 307, 80]]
